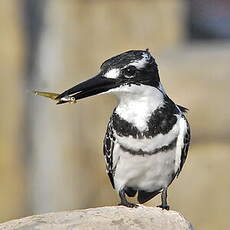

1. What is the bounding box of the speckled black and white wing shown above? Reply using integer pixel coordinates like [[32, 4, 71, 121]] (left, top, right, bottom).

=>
[[103, 118, 116, 188], [176, 116, 191, 176]]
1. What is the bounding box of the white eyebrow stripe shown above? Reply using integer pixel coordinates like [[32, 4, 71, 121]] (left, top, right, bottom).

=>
[[127, 53, 150, 69], [104, 68, 120, 79], [130, 59, 146, 69]]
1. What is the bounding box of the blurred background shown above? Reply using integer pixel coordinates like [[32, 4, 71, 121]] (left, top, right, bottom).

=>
[[0, 0, 230, 229]]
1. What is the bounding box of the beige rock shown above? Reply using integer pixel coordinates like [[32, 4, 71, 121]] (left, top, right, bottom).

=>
[[0, 206, 193, 230]]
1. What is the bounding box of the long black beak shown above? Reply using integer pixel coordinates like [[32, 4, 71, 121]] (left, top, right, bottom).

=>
[[56, 73, 117, 104]]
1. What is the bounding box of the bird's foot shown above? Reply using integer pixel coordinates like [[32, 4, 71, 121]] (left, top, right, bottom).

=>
[[119, 201, 138, 208], [157, 204, 170, 210]]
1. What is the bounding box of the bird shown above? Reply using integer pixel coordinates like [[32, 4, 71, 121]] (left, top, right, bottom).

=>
[[55, 49, 191, 210]]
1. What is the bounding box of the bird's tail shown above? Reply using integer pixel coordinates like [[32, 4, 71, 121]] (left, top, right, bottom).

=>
[[137, 189, 161, 204], [125, 187, 137, 197]]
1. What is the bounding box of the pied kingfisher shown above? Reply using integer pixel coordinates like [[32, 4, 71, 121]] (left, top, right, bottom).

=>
[[56, 49, 191, 210]]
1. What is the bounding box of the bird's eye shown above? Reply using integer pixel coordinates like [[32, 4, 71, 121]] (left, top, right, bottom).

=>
[[123, 66, 136, 78]]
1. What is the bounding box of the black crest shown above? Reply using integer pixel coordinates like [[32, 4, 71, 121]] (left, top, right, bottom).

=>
[[101, 50, 160, 87], [100, 49, 157, 71]]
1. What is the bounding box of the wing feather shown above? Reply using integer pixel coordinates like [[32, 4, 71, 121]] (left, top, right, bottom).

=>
[[103, 119, 116, 188], [176, 117, 191, 176]]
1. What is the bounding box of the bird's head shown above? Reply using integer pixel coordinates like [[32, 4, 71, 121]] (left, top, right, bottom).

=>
[[56, 49, 162, 104]]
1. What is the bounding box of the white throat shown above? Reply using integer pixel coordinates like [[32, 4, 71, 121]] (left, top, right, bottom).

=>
[[113, 85, 165, 131]]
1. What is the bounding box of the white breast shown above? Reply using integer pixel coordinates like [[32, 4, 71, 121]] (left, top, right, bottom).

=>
[[112, 115, 186, 193], [113, 144, 176, 192]]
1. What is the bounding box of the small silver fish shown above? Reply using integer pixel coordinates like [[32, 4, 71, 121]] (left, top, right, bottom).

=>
[[33, 91, 77, 104]]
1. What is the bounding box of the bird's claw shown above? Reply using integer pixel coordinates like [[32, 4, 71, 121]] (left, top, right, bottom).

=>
[[119, 202, 139, 208], [157, 204, 170, 210]]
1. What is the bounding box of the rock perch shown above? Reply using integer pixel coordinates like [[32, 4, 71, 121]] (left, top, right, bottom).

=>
[[0, 206, 193, 230]]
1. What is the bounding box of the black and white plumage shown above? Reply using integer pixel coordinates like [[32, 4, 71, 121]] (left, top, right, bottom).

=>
[[56, 49, 191, 209]]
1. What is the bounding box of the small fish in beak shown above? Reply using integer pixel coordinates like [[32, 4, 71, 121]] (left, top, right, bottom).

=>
[[33, 91, 77, 104]]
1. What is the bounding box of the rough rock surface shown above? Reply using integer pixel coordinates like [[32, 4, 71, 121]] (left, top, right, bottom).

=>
[[0, 206, 193, 230]]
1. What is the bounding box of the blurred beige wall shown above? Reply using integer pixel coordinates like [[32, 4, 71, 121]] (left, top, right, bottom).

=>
[[0, 0, 230, 229], [0, 0, 27, 221]]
